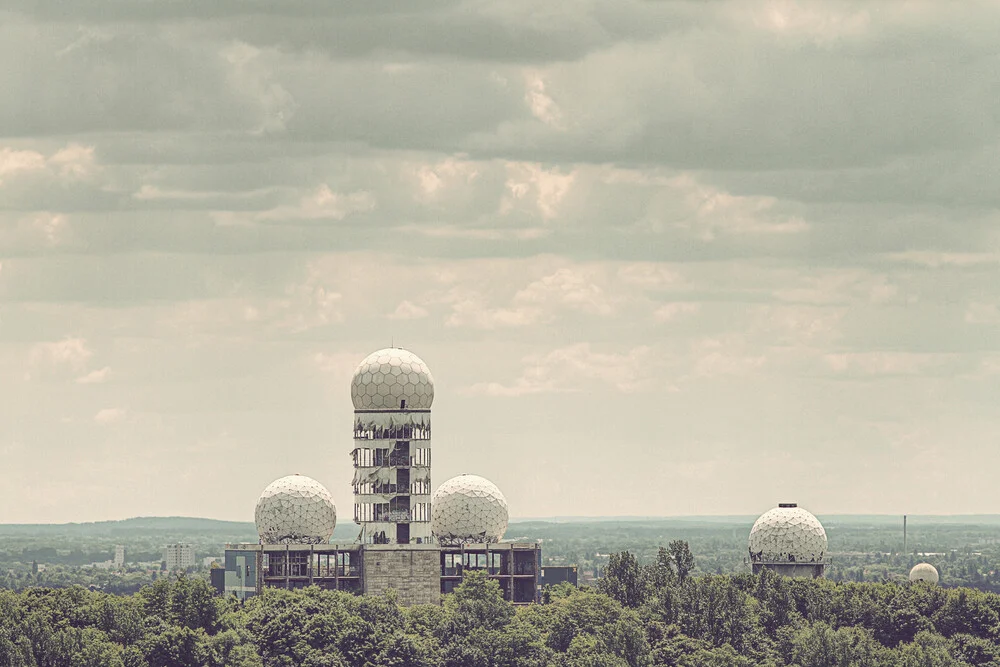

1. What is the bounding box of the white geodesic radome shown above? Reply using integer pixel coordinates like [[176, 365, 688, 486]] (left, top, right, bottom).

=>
[[432, 474, 509, 545], [255, 474, 337, 545], [748, 503, 827, 564], [909, 563, 939, 584], [351, 348, 434, 411]]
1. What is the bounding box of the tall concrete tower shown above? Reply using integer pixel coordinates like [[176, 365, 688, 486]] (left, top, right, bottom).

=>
[[350, 348, 434, 544]]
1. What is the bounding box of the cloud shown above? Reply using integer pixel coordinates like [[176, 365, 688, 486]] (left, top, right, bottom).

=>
[[444, 288, 542, 329], [654, 302, 699, 322], [513, 268, 614, 316], [501, 162, 575, 220], [617, 263, 684, 289], [93, 407, 126, 425], [255, 186, 376, 223], [28, 338, 92, 372], [688, 337, 767, 379], [0, 147, 47, 181], [76, 366, 112, 384], [0, 142, 96, 184], [468, 343, 652, 396], [523, 70, 564, 129], [387, 300, 430, 321], [774, 270, 898, 305], [822, 352, 958, 377]]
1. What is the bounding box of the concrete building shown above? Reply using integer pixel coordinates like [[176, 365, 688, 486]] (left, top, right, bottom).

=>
[[748, 503, 827, 578], [217, 541, 541, 605], [163, 544, 195, 571], [440, 543, 540, 603], [113, 545, 125, 567], [540, 565, 579, 588]]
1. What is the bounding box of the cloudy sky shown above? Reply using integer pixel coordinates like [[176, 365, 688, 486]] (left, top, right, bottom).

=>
[[2, 1, 999, 523]]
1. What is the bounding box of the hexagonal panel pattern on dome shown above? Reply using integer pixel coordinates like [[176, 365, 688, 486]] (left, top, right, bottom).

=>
[[909, 563, 939, 584], [748, 505, 827, 563], [255, 474, 337, 545], [351, 348, 434, 411], [432, 474, 508, 545]]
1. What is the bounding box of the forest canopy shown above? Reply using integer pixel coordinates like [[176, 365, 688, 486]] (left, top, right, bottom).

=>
[[2, 547, 1000, 666]]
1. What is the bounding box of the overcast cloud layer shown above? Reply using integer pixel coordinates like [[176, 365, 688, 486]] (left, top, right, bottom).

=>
[[2, 0, 999, 523]]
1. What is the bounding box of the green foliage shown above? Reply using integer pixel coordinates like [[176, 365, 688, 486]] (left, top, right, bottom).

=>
[[599, 551, 648, 608], [7, 553, 1000, 665]]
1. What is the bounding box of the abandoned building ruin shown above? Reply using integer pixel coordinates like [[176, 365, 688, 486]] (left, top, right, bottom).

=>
[[218, 347, 542, 605]]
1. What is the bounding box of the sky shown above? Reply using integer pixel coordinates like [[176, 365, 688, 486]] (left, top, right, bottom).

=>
[[2, 1, 999, 523]]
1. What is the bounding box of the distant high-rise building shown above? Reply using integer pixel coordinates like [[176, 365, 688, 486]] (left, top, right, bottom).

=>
[[113, 545, 125, 567], [163, 544, 195, 571]]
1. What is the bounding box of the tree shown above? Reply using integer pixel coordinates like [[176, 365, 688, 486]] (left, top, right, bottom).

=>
[[788, 622, 885, 667], [599, 552, 647, 608], [140, 625, 208, 667], [647, 547, 677, 590], [668, 541, 696, 584]]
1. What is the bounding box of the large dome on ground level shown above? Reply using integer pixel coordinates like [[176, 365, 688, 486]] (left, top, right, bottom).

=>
[[351, 348, 434, 410], [748, 503, 827, 564], [432, 474, 509, 544], [910, 563, 939, 584], [255, 474, 337, 544]]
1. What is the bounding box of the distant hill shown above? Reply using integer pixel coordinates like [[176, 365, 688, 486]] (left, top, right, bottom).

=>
[[5, 513, 1000, 538], [0, 516, 365, 541], [0, 517, 256, 537]]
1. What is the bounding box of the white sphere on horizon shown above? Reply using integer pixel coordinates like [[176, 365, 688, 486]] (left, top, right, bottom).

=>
[[748, 503, 828, 564], [909, 563, 939, 584], [432, 474, 509, 545], [255, 474, 337, 545], [351, 347, 434, 411]]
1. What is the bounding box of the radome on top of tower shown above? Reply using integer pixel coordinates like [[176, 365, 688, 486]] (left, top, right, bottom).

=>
[[255, 474, 337, 545], [351, 347, 434, 410], [748, 503, 827, 564], [432, 474, 509, 545]]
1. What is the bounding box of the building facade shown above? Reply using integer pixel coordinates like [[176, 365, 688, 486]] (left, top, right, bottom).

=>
[[540, 565, 579, 588], [218, 542, 542, 605], [163, 543, 195, 571]]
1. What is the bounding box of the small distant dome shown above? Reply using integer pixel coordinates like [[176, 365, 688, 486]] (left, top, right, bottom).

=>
[[749, 503, 827, 564], [432, 474, 509, 545], [910, 563, 939, 584], [351, 348, 434, 411], [255, 475, 337, 544]]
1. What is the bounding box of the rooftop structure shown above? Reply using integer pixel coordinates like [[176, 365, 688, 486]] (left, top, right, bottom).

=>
[[351, 348, 434, 545], [432, 474, 509, 546], [255, 474, 337, 545], [748, 503, 827, 578], [909, 563, 940, 584]]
